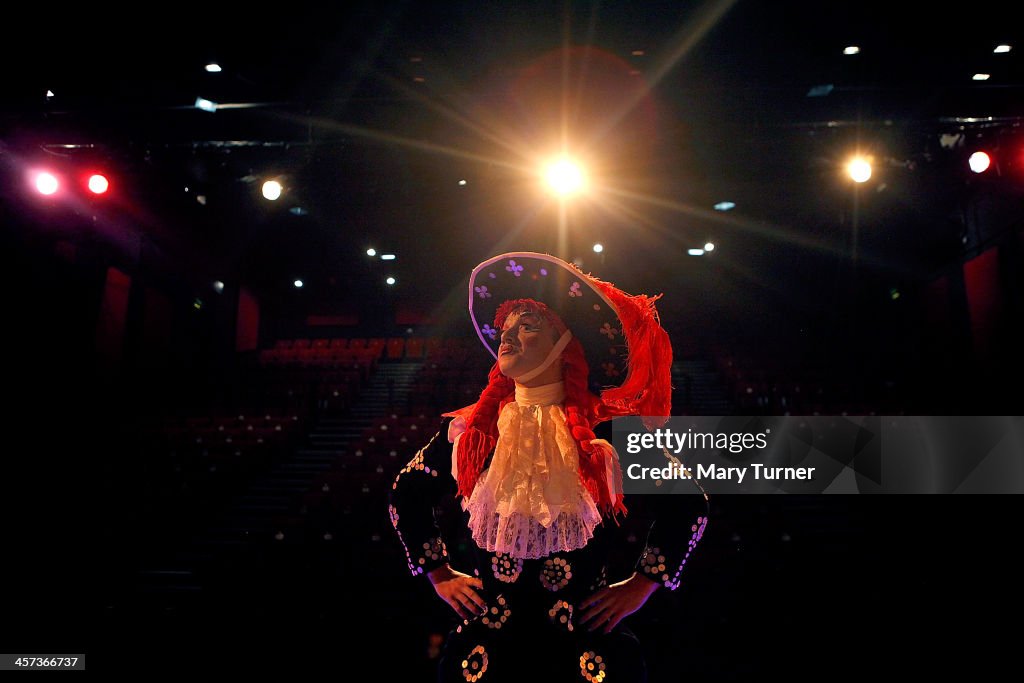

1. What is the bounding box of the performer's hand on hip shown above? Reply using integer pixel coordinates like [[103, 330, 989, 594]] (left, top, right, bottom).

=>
[[579, 572, 660, 634], [427, 564, 487, 620]]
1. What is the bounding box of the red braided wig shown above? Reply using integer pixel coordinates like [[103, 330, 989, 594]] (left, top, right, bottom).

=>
[[449, 299, 626, 518]]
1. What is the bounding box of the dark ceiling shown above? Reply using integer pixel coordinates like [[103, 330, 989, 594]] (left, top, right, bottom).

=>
[[2, 0, 1023, 344]]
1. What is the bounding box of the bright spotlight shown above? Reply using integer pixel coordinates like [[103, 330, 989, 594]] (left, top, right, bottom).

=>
[[212, 280, 225, 293], [87, 174, 109, 194], [194, 96, 218, 112], [713, 201, 736, 212], [366, 248, 377, 256], [385, 276, 396, 285], [704, 242, 715, 251], [294, 279, 303, 288], [205, 63, 222, 73], [843, 46, 860, 55], [972, 73, 991, 81], [688, 248, 705, 256], [994, 45, 1012, 54], [969, 151, 992, 173], [262, 180, 283, 201], [544, 158, 586, 196], [847, 157, 873, 183], [34, 172, 59, 195], [381, 254, 396, 261], [593, 243, 603, 253]]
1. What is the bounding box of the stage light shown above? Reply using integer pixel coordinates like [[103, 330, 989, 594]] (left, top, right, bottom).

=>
[[843, 46, 860, 55], [969, 151, 992, 173], [294, 279, 303, 288], [213, 280, 225, 293], [972, 73, 991, 81], [458, 179, 467, 186], [386, 276, 396, 285], [366, 248, 377, 256], [205, 63, 222, 73], [34, 172, 59, 195], [381, 254, 396, 260], [87, 174, 109, 194], [544, 158, 586, 196], [194, 96, 218, 112], [704, 242, 715, 252], [847, 156, 873, 183], [262, 180, 283, 201], [714, 201, 735, 211], [994, 44, 1012, 54], [593, 243, 604, 253], [688, 248, 705, 256]]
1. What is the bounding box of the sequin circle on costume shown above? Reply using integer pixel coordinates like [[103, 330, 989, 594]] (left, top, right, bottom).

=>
[[490, 553, 523, 583], [640, 546, 668, 581], [462, 645, 489, 682], [548, 599, 574, 632], [540, 556, 572, 591], [418, 537, 447, 566], [481, 595, 511, 630], [579, 650, 607, 682]]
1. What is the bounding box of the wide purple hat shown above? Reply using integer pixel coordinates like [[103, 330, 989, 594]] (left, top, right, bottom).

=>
[[468, 252, 639, 393]]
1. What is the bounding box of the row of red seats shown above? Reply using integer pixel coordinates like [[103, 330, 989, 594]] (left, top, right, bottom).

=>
[[149, 414, 303, 454], [274, 338, 385, 350], [268, 336, 488, 360], [258, 347, 381, 366], [165, 413, 303, 432]]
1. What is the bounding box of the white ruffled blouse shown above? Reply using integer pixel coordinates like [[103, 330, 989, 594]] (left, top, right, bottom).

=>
[[449, 381, 602, 559]]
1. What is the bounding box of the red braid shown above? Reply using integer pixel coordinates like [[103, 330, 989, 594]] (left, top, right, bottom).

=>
[[561, 337, 627, 519], [453, 362, 514, 498]]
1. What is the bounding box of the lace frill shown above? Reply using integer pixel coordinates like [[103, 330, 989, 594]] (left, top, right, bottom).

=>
[[460, 383, 602, 559]]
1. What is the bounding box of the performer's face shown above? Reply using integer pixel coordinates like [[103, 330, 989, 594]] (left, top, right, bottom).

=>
[[497, 310, 559, 381]]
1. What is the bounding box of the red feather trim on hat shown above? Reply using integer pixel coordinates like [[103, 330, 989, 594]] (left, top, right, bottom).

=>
[[588, 277, 674, 430]]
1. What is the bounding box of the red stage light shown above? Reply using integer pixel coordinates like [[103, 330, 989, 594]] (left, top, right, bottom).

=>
[[87, 173, 110, 194]]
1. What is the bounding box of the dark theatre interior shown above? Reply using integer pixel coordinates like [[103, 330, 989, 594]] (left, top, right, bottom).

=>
[[2, 0, 1021, 677]]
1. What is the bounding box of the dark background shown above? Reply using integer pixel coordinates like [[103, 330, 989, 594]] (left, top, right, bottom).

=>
[[2, 0, 1021, 677]]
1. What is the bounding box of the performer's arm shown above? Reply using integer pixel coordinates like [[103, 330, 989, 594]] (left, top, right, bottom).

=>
[[633, 483, 710, 591], [388, 419, 459, 576], [389, 417, 486, 619], [579, 489, 709, 633], [580, 423, 711, 632]]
